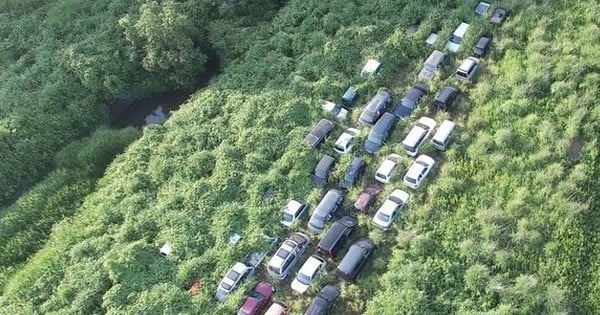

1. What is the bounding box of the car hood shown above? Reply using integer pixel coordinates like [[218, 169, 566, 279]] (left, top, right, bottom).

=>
[[291, 278, 309, 294]]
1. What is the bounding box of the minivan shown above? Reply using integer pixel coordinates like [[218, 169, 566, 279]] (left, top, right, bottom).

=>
[[358, 90, 392, 126], [340, 157, 365, 190], [431, 120, 456, 151], [316, 216, 357, 258], [308, 189, 344, 233], [446, 22, 470, 52], [312, 155, 335, 188], [337, 238, 375, 282], [402, 117, 436, 157], [418, 50, 447, 81], [455, 57, 480, 82], [364, 112, 396, 154]]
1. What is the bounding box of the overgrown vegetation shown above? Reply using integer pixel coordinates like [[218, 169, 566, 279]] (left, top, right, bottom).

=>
[[1, 0, 599, 314]]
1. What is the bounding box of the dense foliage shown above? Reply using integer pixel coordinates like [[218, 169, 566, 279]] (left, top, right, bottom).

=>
[[1, 0, 599, 314]]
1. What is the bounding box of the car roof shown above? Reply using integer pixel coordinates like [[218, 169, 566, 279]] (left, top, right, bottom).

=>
[[377, 159, 397, 175], [337, 238, 374, 273], [315, 155, 335, 175], [378, 199, 400, 216], [299, 256, 325, 276], [453, 22, 470, 37], [403, 125, 427, 147], [406, 162, 427, 179], [433, 120, 456, 141], [284, 200, 305, 215], [425, 50, 445, 65], [437, 86, 457, 101], [372, 112, 396, 133], [254, 282, 275, 297], [314, 189, 342, 216], [459, 58, 479, 72]]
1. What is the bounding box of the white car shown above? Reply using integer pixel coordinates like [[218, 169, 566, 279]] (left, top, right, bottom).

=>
[[291, 255, 326, 294], [321, 101, 348, 120], [281, 200, 308, 228], [372, 190, 410, 230], [402, 117, 436, 157], [374, 154, 402, 184], [403, 155, 435, 189], [334, 128, 360, 154], [215, 262, 251, 302]]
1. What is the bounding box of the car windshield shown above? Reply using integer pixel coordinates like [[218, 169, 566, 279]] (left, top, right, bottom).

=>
[[406, 176, 417, 184], [375, 173, 386, 180], [297, 272, 312, 285], [282, 213, 294, 223], [376, 212, 391, 222], [276, 248, 290, 259], [389, 196, 403, 204], [416, 160, 429, 167], [268, 265, 281, 275], [335, 143, 346, 151]]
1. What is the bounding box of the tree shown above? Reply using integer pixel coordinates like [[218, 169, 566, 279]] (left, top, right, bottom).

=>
[[119, 1, 207, 88]]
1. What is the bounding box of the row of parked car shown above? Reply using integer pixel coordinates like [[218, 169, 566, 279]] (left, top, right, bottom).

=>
[[216, 4, 509, 314]]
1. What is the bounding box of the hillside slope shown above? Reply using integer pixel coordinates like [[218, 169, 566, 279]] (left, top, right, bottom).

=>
[[1, 0, 599, 314]]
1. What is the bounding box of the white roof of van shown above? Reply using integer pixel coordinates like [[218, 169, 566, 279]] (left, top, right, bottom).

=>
[[433, 120, 456, 141], [453, 22, 470, 37]]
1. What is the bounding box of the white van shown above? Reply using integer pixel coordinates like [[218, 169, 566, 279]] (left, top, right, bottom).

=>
[[446, 22, 470, 52], [402, 117, 436, 157], [431, 120, 456, 151]]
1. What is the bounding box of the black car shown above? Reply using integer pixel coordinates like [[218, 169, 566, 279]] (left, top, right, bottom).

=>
[[312, 155, 335, 188], [393, 82, 428, 119], [473, 36, 492, 57], [304, 285, 340, 315], [303, 119, 334, 149], [337, 237, 375, 282], [316, 216, 358, 258], [433, 86, 459, 109], [340, 157, 365, 189]]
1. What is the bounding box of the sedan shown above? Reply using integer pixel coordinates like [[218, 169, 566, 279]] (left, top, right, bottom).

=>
[[372, 190, 410, 230], [321, 101, 348, 120], [215, 262, 251, 302], [291, 255, 327, 294], [238, 282, 276, 315], [403, 155, 435, 189]]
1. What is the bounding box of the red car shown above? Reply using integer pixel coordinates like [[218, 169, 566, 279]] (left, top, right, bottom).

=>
[[353, 184, 382, 213], [238, 282, 275, 315]]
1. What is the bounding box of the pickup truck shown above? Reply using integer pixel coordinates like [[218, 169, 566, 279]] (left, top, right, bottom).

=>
[[303, 119, 334, 149]]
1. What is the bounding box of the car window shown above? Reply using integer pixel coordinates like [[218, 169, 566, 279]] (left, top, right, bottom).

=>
[[280, 253, 296, 273]]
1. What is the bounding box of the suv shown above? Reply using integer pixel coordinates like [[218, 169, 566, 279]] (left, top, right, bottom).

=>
[[334, 128, 359, 154], [303, 119, 334, 149], [353, 184, 383, 213], [372, 190, 410, 230], [358, 90, 392, 126], [473, 36, 492, 57], [434, 86, 459, 109], [337, 238, 375, 282], [316, 216, 358, 258], [304, 285, 340, 315], [291, 255, 327, 294], [364, 112, 397, 153], [402, 117, 436, 157], [394, 83, 429, 119], [267, 233, 311, 280], [312, 155, 335, 188], [215, 262, 252, 302], [281, 200, 308, 228], [340, 157, 365, 190], [374, 154, 402, 184], [308, 189, 344, 233], [455, 57, 480, 82], [403, 155, 435, 189], [237, 282, 275, 315]]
